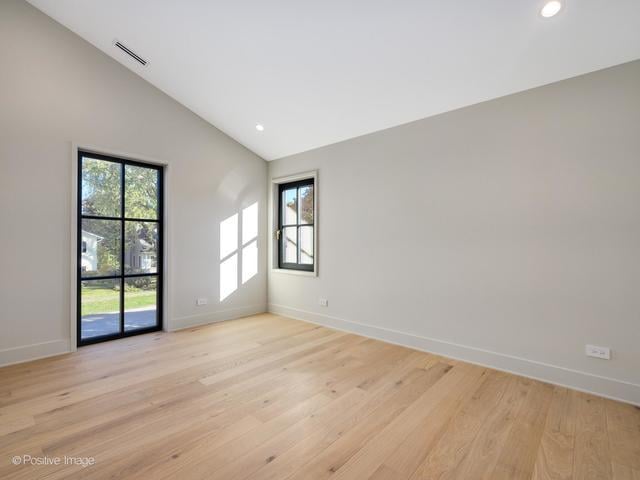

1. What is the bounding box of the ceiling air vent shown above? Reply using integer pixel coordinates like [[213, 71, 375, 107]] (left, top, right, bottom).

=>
[[114, 41, 148, 66]]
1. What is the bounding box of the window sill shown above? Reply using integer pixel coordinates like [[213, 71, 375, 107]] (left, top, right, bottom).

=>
[[271, 268, 317, 277]]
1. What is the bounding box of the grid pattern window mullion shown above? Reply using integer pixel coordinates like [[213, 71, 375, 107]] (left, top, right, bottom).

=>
[[124, 217, 159, 222], [82, 215, 160, 222], [296, 186, 300, 265], [296, 225, 300, 265], [120, 157, 125, 336]]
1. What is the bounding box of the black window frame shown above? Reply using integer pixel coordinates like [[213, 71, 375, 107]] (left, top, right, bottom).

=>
[[278, 178, 315, 272], [77, 150, 164, 347]]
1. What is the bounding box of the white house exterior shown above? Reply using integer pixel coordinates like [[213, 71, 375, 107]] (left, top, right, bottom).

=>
[[126, 236, 156, 272], [81, 230, 102, 272], [81, 229, 156, 274], [283, 200, 313, 264]]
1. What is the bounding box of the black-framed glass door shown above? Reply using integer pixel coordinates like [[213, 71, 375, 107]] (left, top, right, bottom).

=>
[[77, 151, 163, 346]]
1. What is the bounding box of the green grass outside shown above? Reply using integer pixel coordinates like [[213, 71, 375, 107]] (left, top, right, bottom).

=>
[[82, 287, 156, 316]]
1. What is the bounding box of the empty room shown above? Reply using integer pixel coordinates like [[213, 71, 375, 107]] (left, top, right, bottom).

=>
[[1, 0, 640, 478]]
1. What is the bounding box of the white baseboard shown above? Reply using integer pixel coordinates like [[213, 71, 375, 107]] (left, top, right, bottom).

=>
[[0, 339, 71, 367], [0, 304, 266, 367], [169, 304, 267, 331], [268, 303, 640, 406]]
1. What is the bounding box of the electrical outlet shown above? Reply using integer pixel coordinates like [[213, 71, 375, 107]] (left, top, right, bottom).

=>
[[196, 298, 208, 306], [319, 298, 328, 307], [585, 345, 610, 360]]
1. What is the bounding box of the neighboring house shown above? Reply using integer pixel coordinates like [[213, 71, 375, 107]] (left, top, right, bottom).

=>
[[284, 201, 313, 263], [81, 229, 156, 273], [126, 237, 156, 272], [81, 230, 102, 272]]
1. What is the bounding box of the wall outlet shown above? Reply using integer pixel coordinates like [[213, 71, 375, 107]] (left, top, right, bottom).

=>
[[196, 298, 208, 306], [585, 344, 610, 360], [319, 298, 329, 307]]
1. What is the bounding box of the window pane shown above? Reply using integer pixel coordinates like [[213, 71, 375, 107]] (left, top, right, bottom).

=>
[[82, 157, 121, 217], [282, 188, 297, 225], [125, 276, 158, 332], [299, 226, 314, 265], [125, 165, 158, 219], [81, 279, 121, 339], [81, 219, 121, 277], [125, 221, 158, 275], [298, 185, 313, 224], [282, 226, 297, 264]]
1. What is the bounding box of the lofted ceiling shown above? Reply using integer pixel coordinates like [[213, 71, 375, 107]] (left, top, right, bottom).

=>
[[27, 0, 640, 160]]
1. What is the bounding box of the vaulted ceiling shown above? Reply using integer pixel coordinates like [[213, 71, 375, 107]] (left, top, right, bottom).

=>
[[27, 0, 640, 160]]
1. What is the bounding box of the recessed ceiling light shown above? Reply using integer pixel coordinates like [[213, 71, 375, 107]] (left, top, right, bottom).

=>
[[540, 1, 563, 18], [255, 124, 265, 132]]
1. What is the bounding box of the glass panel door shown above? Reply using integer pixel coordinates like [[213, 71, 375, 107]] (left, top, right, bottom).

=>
[[78, 151, 163, 345]]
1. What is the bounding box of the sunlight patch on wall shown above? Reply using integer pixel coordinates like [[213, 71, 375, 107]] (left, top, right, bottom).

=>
[[219, 253, 238, 301], [219, 203, 259, 301], [242, 202, 258, 245], [242, 240, 258, 284], [241, 202, 259, 284], [220, 213, 238, 260]]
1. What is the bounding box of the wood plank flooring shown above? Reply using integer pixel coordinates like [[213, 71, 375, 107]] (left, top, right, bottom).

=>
[[0, 313, 638, 479]]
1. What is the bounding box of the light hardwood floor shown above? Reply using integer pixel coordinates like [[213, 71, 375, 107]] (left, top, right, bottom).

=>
[[1, 313, 638, 479]]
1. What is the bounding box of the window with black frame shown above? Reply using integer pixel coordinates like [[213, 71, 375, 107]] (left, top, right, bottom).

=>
[[77, 151, 163, 345], [278, 179, 314, 271]]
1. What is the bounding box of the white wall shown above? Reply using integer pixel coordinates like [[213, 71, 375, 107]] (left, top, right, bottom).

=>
[[268, 60, 640, 405], [0, 0, 267, 364]]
